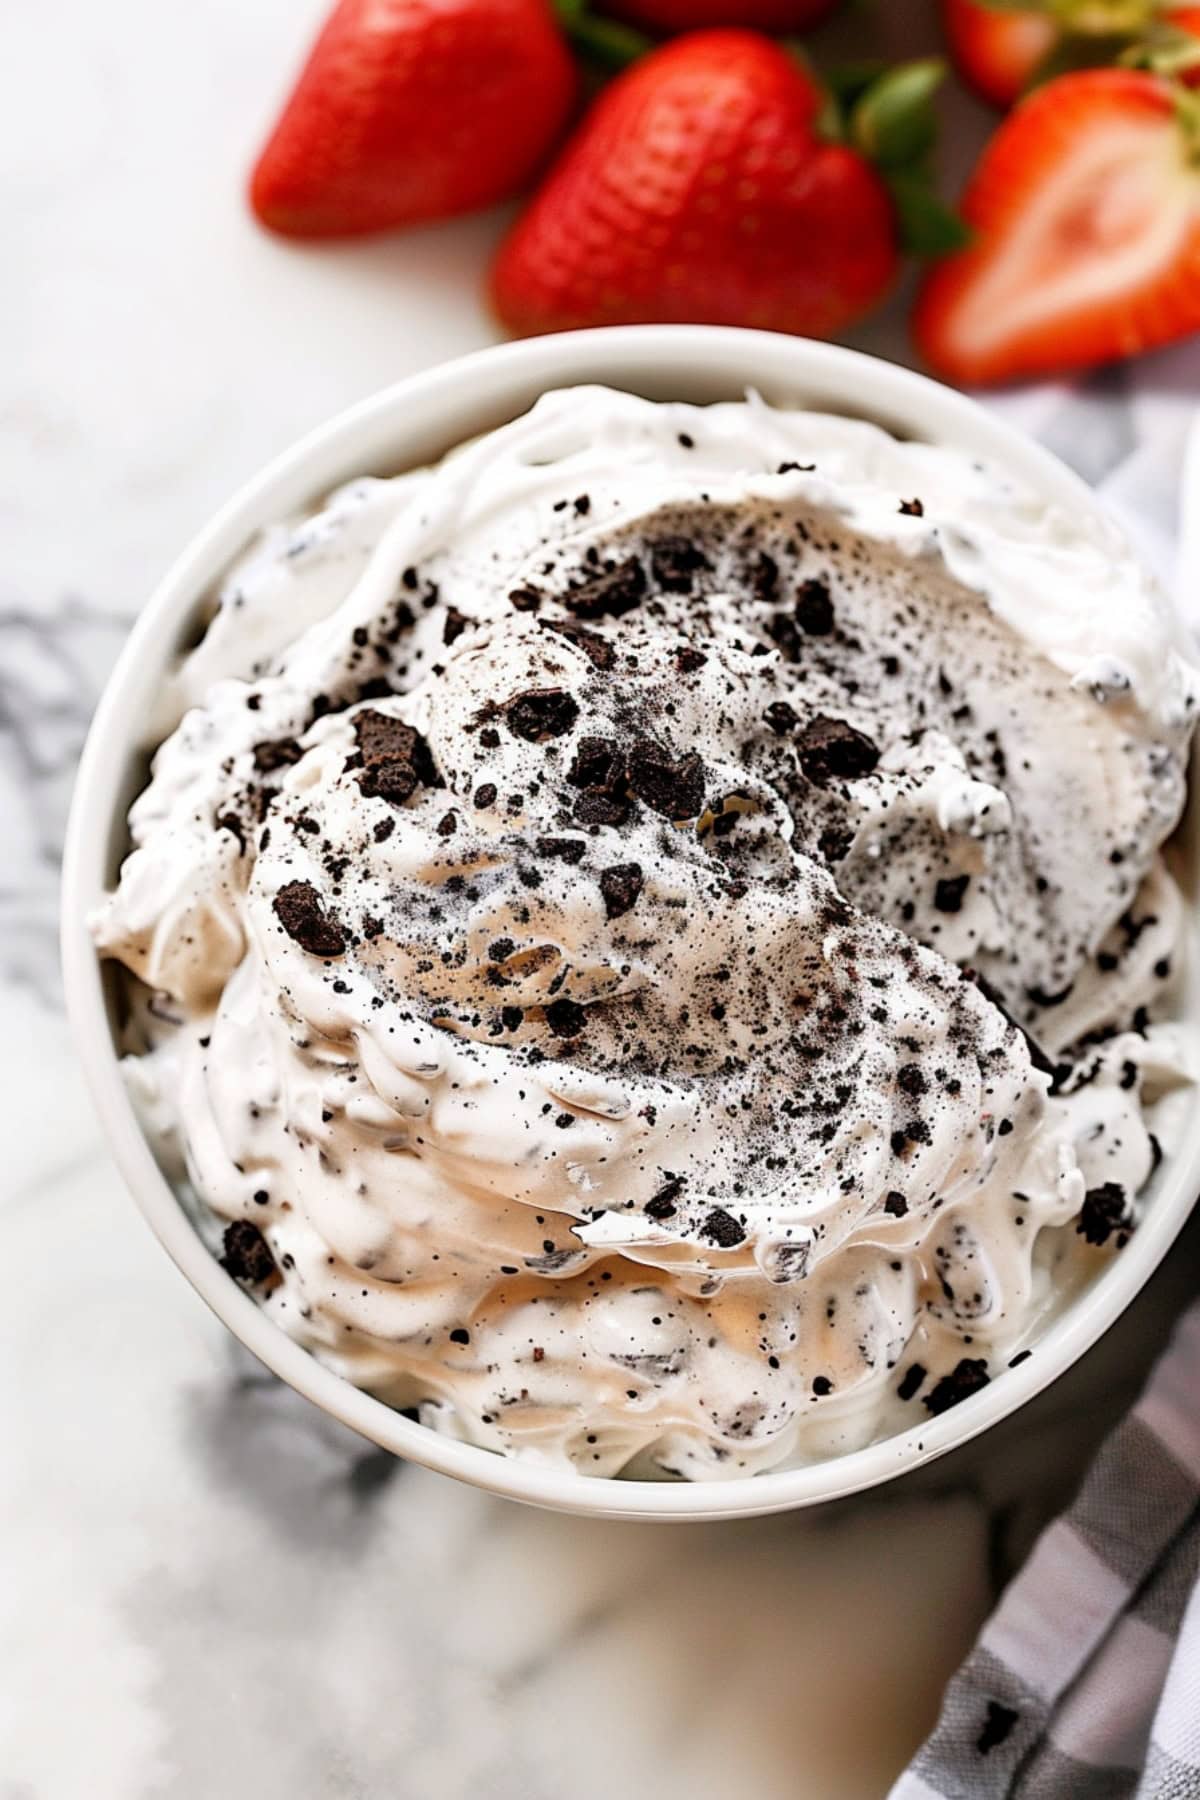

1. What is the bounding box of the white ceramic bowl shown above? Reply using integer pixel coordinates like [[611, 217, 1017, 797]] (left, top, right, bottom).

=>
[[61, 326, 1200, 1521]]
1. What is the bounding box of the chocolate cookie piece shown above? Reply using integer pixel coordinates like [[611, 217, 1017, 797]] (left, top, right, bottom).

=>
[[750, 551, 779, 602], [353, 709, 440, 802], [564, 556, 647, 621], [794, 577, 835, 637], [897, 1363, 926, 1401], [536, 835, 587, 864], [568, 736, 632, 827], [934, 874, 971, 915], [545, 997, 587, 1038], [645, 1176, 684, 1220], [574, 791, 630, 827], [795, 715, 879, 786], [1076, 1181, 1130, 1246], [505, 687, 581, 743], [442, 607, 469, 647], [627, 738, 707, 820], [650, 536, 711, 594], [273, 881, 346, 957], [817, 825, 854, 865], [599, 862, 643, 920], [217, 812, 247, 853], [764, 701, 800, 737], [922, 1357, 990, 1415], [568, 736, 623, 791], [539, 618, 616, 671], [220, 1220, 277, 1285], [701, 1207, 746, 1249], [252, 737, 304, 774]]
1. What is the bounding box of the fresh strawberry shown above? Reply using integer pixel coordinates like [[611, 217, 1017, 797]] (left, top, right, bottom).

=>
[[913, 68, 1200, 384], [490, 31, 904, 338], [939, 0, 1057, 107], [602, 0, 840, 33], [940, 0, 1200, 109], [250, 0, 577, 239]]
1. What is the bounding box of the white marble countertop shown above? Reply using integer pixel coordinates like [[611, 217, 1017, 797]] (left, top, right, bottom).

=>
[[5, 3, 1200, 1796]]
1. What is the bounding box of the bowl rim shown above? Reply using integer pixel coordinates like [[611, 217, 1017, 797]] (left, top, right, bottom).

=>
[[60, 324, 1200, 1522]]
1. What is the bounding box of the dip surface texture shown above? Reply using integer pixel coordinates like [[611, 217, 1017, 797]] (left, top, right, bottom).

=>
[[94, 388, 1197, 1479]]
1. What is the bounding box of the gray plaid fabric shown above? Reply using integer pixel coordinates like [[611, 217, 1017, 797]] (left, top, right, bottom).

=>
[[890, 1304, 1200, 1799]]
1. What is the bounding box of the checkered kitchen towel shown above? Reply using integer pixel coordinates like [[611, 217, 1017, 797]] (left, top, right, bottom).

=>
[[893, 347, 1200, 1800], [891, 1304, 1200, 1799]]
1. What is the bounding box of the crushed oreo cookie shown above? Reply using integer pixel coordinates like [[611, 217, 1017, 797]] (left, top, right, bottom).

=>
[[796, 715, 880, 785], [354, 709, 440, 802], [537, 835, 587, 864], [564, 556, 647, 621], [764, 701, 800, 737], [627, 739, 707, 819], [273, 881, 346, 957], [645, 1176, 684, 1220], [600, 862, 644, 919], [650, 536, 710, 593], [794, 577, 834, 636], [442, 607, 469, 647], [922, 1357, 990, 1415], [701, 1207, 746, 1249], [897, 1363, 926, 1401], [220, 1220, 277, 1284], [545, 997, 587, 1038], [1077, 1181, 1130, 1246], [540, 617, 616, 670], [505, 687, 580, 743], [252, 737, 303, 774]]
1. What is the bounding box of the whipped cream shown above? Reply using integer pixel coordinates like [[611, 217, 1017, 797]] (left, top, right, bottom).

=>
[[95, 387, 1198, 1479]]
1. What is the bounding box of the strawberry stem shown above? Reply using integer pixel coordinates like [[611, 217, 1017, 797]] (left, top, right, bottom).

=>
[[1122, 20, 1200, 77]]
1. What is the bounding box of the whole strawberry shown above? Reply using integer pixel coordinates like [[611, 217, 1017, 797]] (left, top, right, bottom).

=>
[[914, 68, 1200, 384], [939, 0, 1056, 108], [250, 0, 577, 238], [940, 0, 1200, 109], [603, 0, 840, 32], [491, 31, 903, 338]]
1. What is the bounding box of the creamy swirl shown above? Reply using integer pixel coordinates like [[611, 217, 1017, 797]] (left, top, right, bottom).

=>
[[95, 388, 1198, 1479]]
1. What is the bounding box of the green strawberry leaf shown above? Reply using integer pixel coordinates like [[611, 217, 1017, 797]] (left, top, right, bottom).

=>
[[552, 1, 651, 72], [824, 58, 891, 110], [887, 171, 973, 257], [851, 59, 946, 171]]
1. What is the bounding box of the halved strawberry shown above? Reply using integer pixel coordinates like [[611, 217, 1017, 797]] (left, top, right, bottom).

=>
[[250, 0, 577, 239], [913, 68, 1200, 384], [602, 0, 840, 31]]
